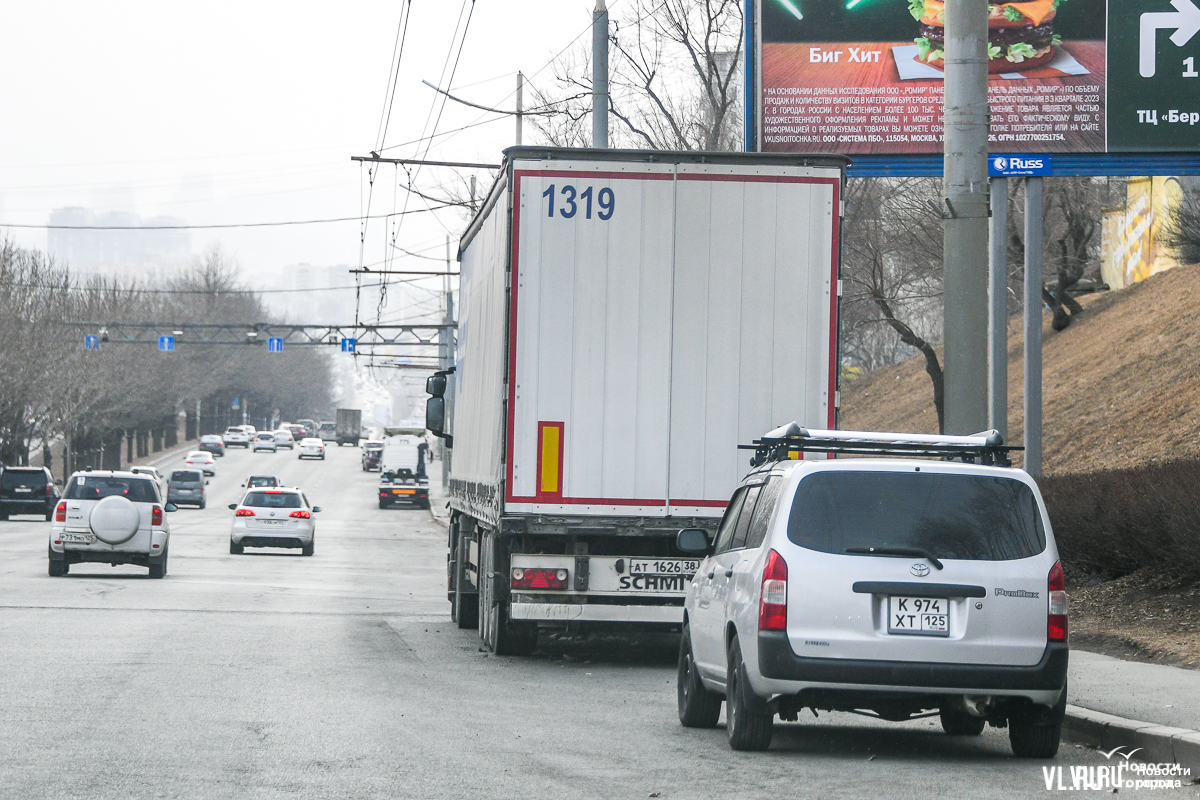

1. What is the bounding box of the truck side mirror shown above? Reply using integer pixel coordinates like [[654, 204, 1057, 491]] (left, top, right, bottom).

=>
[[426, 397, 445, 434], [676, 529, 710, 556], [426, 375, 446, 398]]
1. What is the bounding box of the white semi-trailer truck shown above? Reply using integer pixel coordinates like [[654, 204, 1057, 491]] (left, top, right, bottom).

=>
[[426, 147, 848, 654]]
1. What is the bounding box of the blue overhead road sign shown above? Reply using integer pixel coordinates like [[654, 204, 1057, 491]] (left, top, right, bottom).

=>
[[341, 338, 356, 353], [84, 335, 100, 351], [267, 337, 283, 353], [989, 155, 1053, 177], [158, 335, 175, 352]]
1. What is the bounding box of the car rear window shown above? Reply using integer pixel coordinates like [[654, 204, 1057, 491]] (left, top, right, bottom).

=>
[[243, 491, 302, 508], [247, 477, 279, 487], [170, 471, 203, 483], [2, 471, 46, 489], [66, 476, 158, 503], [787, 471, 1046, 561]]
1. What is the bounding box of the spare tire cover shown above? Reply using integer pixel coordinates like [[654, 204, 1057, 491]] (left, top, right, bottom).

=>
[[89, 495, 141, 544]]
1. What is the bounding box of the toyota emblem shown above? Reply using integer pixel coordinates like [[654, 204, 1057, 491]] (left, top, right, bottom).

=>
[[910, 562, 931, 577]]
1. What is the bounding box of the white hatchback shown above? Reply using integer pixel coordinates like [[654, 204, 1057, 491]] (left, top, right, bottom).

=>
[[49, 471, 176, 578], [228, 488, 320, 556], [184, 450, 216, 476], [252, 432, 277, 453], [676, 427, 1068, 758], [273, 429, 295, 449]]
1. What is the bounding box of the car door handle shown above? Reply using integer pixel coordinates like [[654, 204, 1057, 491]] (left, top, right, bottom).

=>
[[724, 569, 733, 578]]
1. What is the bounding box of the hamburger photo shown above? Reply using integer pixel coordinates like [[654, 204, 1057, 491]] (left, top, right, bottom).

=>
[[910, 0, 1066, 72]]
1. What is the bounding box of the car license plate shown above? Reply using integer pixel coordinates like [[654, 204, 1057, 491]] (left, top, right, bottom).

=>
[[259, 519, 285, 526], [887, 596, 949, 636], [627, 559, 700, 576], [60, 532, 96, 543]]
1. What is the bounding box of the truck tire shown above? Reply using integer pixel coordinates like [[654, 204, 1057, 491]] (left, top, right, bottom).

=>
[[678, 624, 722, 727], [479, 530, 536, 656], [452, 537, 479, 629], [726, 637, 773, 751]]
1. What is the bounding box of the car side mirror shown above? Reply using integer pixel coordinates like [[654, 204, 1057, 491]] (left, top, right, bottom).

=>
[[426, 397, 445, 435], [206, 480, 210, 486], [164, 503, 178, 512], [312, 506, 321, 513], [426, 374, 446, 398], [228, 503, 237, 510], [55, 479, 63, 486], [676, 528, 710, 556]]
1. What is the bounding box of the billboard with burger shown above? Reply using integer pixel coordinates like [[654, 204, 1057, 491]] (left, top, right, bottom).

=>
[[912, 0, 1066, 72]]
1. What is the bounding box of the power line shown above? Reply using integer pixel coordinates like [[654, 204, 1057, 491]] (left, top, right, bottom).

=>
[[376, 1, 414, 152], [0, 207, 450, 231]]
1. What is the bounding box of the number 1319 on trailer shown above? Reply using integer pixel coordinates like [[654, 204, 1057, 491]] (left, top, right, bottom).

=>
[[542, 184, 615, 220]]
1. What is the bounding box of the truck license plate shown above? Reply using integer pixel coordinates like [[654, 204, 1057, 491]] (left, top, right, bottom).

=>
[[60, 532, 96, 543], [887, 596, 949, 636], [627, 559, 700, 576]]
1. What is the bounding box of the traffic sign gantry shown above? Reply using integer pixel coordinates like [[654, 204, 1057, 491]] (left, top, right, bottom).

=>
[[341, 338, 356, 353], [158, 335, 175, 352], [267, 337, 283, 353]]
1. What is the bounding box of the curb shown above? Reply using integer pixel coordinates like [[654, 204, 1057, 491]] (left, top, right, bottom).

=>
[[1064, 705, 1200, 772]]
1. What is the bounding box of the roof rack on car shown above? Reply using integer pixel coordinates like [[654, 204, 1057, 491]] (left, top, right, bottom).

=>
[[739, 422, 1023, 467]]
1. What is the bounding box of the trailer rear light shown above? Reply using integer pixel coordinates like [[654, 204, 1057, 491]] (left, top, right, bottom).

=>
[[151, 505, 163, 526], [759, 549, 788, 631], [1048, 560, 1068, 642], [289, 510, 310, 519], [55, 502, 66, 523], [511, 567, 569, 590], [236, 509, 255, 517]]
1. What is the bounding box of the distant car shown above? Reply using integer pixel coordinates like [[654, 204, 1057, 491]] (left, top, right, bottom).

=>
[[296, 419, 317, 438], [318, 421, 338, 443], [287, 424, 307, 441], [228, 487, 320, 556], [298, 438, 325, 460], [241, 425, 258, 436], [223, 427, 249, 448], [0, 466, 59, 521], [49, 470, 175, 578], [378, 470, 429, 509], [167, 469, 208, 508], [273, 429, 295, 450], [361, 440, 383, 471], [199, 434, 225, 457], [129, 466, 168, 498], [184, 451, 216, 476], [252, 432, 277, 453], [242, 475, 282, 489]]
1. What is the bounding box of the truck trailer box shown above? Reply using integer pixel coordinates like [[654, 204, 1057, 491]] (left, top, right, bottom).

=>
[[442, 147, 848, 652]]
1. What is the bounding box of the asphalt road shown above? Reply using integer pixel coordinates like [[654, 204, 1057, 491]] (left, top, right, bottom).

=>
[[0, 445, 1172, 799]]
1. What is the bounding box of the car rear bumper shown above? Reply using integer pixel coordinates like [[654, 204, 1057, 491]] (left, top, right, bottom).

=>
[[1, 499, 53, 514], [235, 535, 309, 549], [757, 631, 1068, 693]]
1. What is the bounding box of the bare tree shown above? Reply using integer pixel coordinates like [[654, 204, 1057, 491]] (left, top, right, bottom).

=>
[[1160, 184, 1200, 266]]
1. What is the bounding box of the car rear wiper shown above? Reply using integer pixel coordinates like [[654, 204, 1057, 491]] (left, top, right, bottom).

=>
[[844, 547, 943, 570]]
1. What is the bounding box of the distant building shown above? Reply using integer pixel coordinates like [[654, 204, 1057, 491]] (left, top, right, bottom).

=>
[[47, 207, 190, 279]]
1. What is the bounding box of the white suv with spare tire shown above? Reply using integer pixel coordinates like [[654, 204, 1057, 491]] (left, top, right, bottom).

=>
[[676, 426, 1068, 758], [48, 470, 176, 578]]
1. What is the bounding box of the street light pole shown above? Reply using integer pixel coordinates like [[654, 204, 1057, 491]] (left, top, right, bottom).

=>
[[941, 0, 990, 434], [592, 0, 609, 148]]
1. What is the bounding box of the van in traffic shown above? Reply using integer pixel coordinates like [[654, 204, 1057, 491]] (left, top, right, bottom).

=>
[[167, 469, 208, 508]]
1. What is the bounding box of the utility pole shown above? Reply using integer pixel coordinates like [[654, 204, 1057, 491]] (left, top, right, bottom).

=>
[[988, 178, 1008, 439], [515, 71, 524, 146], [941, 0, 990, 435], [1023, 177, 1044, 477], [592, 0, 609, 148], [440, 235, 455, 487]]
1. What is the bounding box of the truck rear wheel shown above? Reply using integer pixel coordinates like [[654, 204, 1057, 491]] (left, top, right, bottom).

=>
[[479, 530, 535, 656], [451, 536, 479, 629]]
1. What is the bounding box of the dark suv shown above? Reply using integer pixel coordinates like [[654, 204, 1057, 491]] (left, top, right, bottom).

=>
[[0, 466, 60, 520]]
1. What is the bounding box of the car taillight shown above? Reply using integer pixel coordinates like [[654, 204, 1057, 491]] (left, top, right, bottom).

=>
[[151, 505, 163, 526], [236, 509, 255, 517], [46, 483, 54, 496], [511, 567, 569, 590], [759, 549, 788, 631], [1048, 560, 1068, 642], [54, 502, 66, 522], [289, 510, 310, 519]]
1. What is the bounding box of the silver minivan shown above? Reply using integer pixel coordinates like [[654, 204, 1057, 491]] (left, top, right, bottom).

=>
[[167, 469, 208, 509], [676, 427, 1067, 757]]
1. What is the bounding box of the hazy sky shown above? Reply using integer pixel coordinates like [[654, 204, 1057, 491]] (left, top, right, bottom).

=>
[[0, 1, 594, 294]]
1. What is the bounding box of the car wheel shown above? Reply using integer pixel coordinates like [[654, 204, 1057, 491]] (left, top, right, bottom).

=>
[[1009, 685, 1066, 758], [49, 559, 67, 577], [940, 708, 986, 736], [230, 539, 244, 555], [301, 541, 314, 557], [199, 499, 206, 510], [45, 511, 54, 522], [726, 637, 773, 751], [148, 549, 167, 579], [0, 512, 8, 521], [678, 624, 722, 728]]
